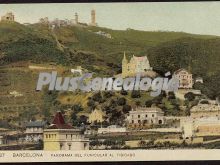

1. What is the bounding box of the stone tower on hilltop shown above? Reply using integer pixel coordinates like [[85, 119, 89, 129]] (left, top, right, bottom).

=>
[[75, 12, 78, 24], [1, 12, 15, 22], [90, 9, 97, 26]]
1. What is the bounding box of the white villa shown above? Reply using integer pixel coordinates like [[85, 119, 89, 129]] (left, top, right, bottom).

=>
[[173, 69, 193, 89], [126, 106, 165, 126]]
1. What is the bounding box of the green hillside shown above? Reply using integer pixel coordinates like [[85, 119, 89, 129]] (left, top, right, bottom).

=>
[[0, 21, 220, 126]]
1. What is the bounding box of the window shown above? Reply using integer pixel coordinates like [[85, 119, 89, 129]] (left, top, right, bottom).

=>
[[138, 120, 141, 124], [145, 114, 148, 118], [84, 143, 87, 149], [138, 115, 140, 118], [152, 114, 154, 117], [60, 143, 63, 150], [68, 144, 71, 150], [66, 134, 68, 139], [132, 120, 134, 124]]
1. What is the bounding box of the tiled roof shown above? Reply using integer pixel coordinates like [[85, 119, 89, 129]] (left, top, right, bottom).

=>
[[48, 111, 73, 129]]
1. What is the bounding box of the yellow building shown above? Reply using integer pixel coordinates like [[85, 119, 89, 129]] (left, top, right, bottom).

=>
[[88, 108, 106, 123], [43, 111, 89, 150], [122, 52, 155, 78]]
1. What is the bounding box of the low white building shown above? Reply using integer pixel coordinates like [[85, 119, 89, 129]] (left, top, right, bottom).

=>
[[71, 66, 83, 75], [126, 106, 165, 125], [195, 77, 203, 83], [94, 31, 112, 39], [180, 117, 220, 138], [9, 91, 23, 97], [98, 125, 127, 134], [190, 101, 220, 118], [25, 121, 47, 142]]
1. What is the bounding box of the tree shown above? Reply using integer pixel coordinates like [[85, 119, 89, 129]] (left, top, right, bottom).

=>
[[103, 139, 116, 146], [72, 104, 83, 113], [152, 95, 163, 105], [145, 100, 153, 107], [168, 91, 176, 100], [184, 92, 195, 101], [120, 90, 128, 95], [90, 140, 100, 146], [87, 99, 95, 108], [122, 105, 131, 114], [117, 97, 126, 106], [135, 101, 141, 106], [92, 92, 103, 102], [103, 91, 114, 98], [200, 100, 209, 104], [131, 90, 141, 98], [78, 115, 88, 125], [71, 112, 78, 126]]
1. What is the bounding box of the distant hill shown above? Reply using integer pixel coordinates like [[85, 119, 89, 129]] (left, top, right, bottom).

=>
[[0, 21, 219, 75]]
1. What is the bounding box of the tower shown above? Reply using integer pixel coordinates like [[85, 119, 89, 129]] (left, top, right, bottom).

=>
[[122, 52, 128, 78], [90, 9, 97, 26], [75, 12, 78, 24], [1, 12, 15, 22]]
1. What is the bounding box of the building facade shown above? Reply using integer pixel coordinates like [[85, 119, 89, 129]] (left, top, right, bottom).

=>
[[88, 108, 106, 123], [180, 117, 220, 138], [1, 12, 15, 22], [43, 111, 89, 150], [173, 69, 193, 89], [25, 121, 46, 142], [122, 53, 153, 78], [126, 106, 165, 126], [190, 102, 220, 118]]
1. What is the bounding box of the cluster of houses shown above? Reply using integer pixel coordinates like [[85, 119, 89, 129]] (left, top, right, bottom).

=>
[[38, 10, 97, 28], [0, 49, 217, 149], [0, 11, 218, 148], [0, 10, 98, 28]]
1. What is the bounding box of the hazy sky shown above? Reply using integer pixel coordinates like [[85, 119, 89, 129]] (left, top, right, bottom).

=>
[[1, 2, 220, 36]]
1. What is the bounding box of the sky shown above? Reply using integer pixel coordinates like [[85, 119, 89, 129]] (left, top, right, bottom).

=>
[[1, 2, 220, 36]]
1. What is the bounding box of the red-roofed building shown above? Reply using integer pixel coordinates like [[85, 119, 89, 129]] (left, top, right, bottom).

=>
[[43, 111, 89, 150], [48, 111, 73, 129]]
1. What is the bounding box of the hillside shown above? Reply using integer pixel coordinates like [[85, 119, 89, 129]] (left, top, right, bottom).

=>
[[0, 21, 220, 127], [1, 21, 219, 76]]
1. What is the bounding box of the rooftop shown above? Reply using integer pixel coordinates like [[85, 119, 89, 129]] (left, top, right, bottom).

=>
[[48, 111, 73, 129], [26, 121, 46, 127], [132, 106, 164, 113]]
